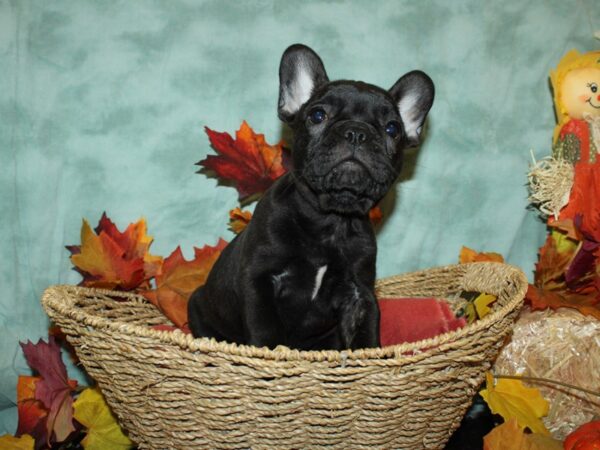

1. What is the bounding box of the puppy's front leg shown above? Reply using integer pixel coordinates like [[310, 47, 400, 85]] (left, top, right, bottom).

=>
[[241, 273, 286, 348], [338, 282, 380, 349]]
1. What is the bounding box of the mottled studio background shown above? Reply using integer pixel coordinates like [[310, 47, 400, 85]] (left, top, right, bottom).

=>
[[1, 0, 598, 434]]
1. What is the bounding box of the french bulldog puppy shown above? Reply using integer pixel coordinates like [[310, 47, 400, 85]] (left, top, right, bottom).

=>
[[188, 44, 434, 351]]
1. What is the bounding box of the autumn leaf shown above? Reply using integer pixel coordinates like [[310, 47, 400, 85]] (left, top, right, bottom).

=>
[[565, 237, 600, 290], [142, 239, 228, 329], [369, 206, 383, 225], [73, 387, 132, 450], [459, 246, 504, 264], [229, 207, 253, 234], [527, 285, 600, 320], [198, 121, 288, 201], [480, 372, 550, 435], [0, 434, 35, 450], [483, 418, 562, 450], [462, 293, 497, 324], [548, 217, 581, 241], [474, 293, 497, 319], [20, 338, 78, 445], [16, 376, 48, 447], [534, 232, 575, 289], [68, 214, 163, 290], [527, 230, 600, 319]]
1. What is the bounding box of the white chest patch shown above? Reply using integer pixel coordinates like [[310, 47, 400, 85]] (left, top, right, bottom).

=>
[[311, 265, 328, 300]]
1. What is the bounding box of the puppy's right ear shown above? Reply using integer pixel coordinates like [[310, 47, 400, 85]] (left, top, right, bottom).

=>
[[278, 44, 329, 122]]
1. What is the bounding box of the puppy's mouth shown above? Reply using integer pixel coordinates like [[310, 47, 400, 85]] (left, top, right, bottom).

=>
[[308, 160, 389, 215]]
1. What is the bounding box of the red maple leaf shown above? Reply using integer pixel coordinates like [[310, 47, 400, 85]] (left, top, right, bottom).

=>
[[142, 239, 228, 329], [198, 121, 288, 200], [19, 338, 78, 446]]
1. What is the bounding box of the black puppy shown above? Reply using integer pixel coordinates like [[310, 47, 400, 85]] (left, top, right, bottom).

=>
[[188, 44, 434, 351]]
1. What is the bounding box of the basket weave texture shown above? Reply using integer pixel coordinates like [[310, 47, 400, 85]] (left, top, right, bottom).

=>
[[42, 262, 527, 450]]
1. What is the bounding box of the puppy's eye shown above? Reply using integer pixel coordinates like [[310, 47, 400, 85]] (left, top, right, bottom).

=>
[[309, 108, 327, 124], [384, 121, 401, 138]]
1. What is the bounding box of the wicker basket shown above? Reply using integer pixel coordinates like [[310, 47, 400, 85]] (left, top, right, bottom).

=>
[[42, 262, 527, 450]]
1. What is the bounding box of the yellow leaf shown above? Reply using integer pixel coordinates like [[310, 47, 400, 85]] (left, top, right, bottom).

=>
[[474, 294, 497, 319], [480, 373, 550, 435], [464, 302, 477, 324], [73, 387, 133, 450], [0, 434, 34, 450], [483, 418, 562, 450], [551, 229, 578, 254]]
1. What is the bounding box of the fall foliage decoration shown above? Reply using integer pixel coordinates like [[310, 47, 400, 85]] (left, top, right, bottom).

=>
[[459, 246, 505, 264], [141, 240, 227, 329], [228, 207, 253, 234], [197, 121, 288, 201], [528, 222, 600, 320], [19, 338, 78, 446], [11, 338, 131, 450], [0, 434, 35, 450], [73, 387, 133, 450], [67, 213, 162, 291], [480, 372, 550, 435]]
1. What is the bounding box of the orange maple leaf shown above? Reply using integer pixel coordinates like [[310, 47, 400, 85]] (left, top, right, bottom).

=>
[[483, 418, 562, 450], [142, 239, 228, 329], [229, 207, 253, 234], [68, 214, 163, 291], [533, 233, 574, 291], [527, 285, 600, 320], [369, 206, 383, 225], [459, 246, 504, 264], [198, 121, 287, 201]]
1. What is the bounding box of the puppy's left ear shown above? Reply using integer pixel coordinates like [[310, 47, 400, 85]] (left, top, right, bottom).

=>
[[278, 44, 329, 122], [389, 71, 435, 147]]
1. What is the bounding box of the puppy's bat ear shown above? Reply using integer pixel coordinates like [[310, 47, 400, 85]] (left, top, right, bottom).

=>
[[278, 44, 329, 122], [389, 71, 435, 147]]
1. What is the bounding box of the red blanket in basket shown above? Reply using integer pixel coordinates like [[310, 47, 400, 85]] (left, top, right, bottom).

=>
[[378, 297, 466, 346]]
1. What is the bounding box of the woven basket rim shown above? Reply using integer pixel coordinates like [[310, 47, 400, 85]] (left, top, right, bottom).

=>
[[43, 261, 527, 363]]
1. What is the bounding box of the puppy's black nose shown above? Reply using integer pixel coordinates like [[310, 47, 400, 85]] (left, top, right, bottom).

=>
[[345, 129, 366, 145], [342, 123, 371, 146]]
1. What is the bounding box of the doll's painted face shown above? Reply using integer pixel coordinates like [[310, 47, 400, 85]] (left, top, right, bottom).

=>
[[561, 67, 600, 119]]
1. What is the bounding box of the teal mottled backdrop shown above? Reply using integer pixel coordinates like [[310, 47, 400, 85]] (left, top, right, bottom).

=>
[[1, 0, 598, 435]]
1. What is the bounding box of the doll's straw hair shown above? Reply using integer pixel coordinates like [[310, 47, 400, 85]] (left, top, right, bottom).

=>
[[549, 49, 600, 143]]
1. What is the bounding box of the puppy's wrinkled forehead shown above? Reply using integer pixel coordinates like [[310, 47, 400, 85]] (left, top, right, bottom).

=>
[[311, 82, 398, 119]]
